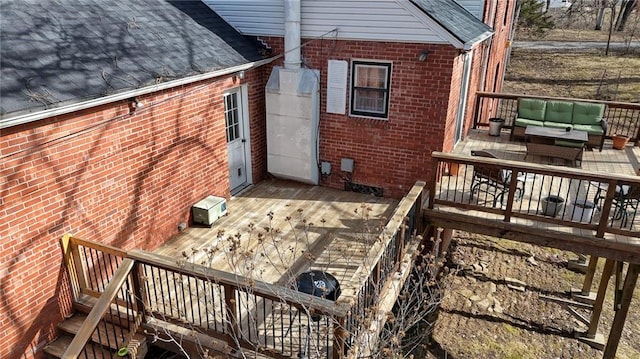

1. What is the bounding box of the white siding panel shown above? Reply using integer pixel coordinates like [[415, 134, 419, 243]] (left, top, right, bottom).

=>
[[205, 0, 450, 44], [455, 0, 485, 20], [203, 0, 284, 36]]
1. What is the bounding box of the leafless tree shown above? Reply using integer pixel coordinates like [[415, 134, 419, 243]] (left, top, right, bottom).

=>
[[141, 207, 448, 358]]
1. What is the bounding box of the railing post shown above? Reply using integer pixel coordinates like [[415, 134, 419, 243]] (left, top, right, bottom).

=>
[[429, 158, 439, 210], [332, 316, 347, 359], [131, 262, 148, 326], [224, 283, 240, 348], [62, 234, 89, 297], [503, 166, 519, 222], [473, 92, 482, 129], [597, 179, 618, 238], [415, 188, 424, 235]]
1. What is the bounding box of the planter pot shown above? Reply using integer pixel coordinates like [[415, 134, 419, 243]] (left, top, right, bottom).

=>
[[488, 117, 505, 136], [571, 199, 595, 223], [612, 135, 629, 150], [541, 195, 565, 217], [448, 163, 460, 176]]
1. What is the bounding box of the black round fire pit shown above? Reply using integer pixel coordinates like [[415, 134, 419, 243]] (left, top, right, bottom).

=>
[[293, 270, 341, 301]]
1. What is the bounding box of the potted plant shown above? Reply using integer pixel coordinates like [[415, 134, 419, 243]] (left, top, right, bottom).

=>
[[612, 134, 629, 150], [541, 195, 565, 217]]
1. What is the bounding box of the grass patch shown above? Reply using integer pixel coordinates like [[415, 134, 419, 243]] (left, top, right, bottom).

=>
[[504, 49, 640, 102]]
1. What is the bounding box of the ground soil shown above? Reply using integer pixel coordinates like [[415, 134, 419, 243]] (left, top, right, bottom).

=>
[[421, 231, 640, 359], [517, 7, 639, 43], [503, 49, 640, 103]]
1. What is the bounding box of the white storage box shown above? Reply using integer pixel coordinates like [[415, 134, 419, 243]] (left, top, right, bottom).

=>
[[192, 196, 227, 226]]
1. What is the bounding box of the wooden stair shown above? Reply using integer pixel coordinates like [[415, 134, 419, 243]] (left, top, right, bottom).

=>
[[44, 334, 116, 359], [44, 295, 147, 358]]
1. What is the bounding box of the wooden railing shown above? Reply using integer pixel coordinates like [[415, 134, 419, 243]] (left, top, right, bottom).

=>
[[428, 152, 640, 263], [61, 235, 141, 358], [60, 182, 426, 358], [472, 92, 640, 141]]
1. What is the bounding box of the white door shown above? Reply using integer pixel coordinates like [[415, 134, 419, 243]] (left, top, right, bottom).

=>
[[225, 90, 248, 192]]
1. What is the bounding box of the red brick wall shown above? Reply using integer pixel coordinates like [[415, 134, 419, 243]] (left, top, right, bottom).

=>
[[261, 37, 459, 198], [454, 0, 517, 138], [0, 70, 266, 358]]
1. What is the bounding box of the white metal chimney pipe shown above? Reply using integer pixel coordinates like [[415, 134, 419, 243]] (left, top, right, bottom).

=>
[[284, 0, 301, 70]]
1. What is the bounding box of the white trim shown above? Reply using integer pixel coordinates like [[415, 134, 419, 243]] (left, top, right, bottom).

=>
[[1, 58, 274, 130], [395, 0, 465, 49], [348, 59, 393, 120], [240, 84, 253, 187], [224, 85, 252, 192]]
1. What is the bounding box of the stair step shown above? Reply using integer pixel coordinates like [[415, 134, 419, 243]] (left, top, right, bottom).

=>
[[43, 334, 116, 359], [59, 314, 130, 351], [74, 294, 138, 329]]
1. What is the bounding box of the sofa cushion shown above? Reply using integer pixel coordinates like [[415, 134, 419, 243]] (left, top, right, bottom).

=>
[[544, 101, 574, 124], [572, 102, 605, 125], [554, 139, 584, 148], [515, 118, 544, 128], [518, 98, 546, 122], [573, 124, 605, 135], [544, 121, 573, 130]]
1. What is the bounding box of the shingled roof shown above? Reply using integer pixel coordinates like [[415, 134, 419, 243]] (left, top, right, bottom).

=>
[[411, 0, 493, 49], [0, 0, 267, 121]]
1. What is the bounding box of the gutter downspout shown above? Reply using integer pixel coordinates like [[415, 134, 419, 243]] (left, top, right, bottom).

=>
[[1, 58, 274, 130]]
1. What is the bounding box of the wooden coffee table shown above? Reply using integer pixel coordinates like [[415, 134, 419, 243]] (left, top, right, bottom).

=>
[[524, 126, 588, 167]]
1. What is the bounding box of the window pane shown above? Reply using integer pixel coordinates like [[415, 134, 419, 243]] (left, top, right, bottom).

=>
[[354, 89, 385, 113], [355, 65, 387, 89], [350, 61, 391, 119]]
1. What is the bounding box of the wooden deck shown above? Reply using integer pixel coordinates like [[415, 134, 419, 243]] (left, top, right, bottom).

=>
[[154, 179, 399, 300], [454, 128, 640, 174], [426, 129, 640, 264]]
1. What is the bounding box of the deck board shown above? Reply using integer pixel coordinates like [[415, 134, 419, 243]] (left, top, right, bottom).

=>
[[154, 179, 398, 299]]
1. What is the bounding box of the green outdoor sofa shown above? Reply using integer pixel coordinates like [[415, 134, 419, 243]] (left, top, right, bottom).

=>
[[510, 98, 607, 151]]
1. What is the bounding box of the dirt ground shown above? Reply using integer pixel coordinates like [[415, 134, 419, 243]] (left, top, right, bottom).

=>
[[503, 49, 640, 103], [422, 231, 640, 359]]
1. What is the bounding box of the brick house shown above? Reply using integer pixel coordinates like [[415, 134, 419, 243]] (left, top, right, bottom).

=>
[[206, 0, 515, 197], [0, 0, 515, 357], [0, 1, 273, 357]]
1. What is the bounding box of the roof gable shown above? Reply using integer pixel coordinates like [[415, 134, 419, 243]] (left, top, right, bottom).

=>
[[205, 0, 492, 47], [0, 0, 265, 120], [410, 0, 493, 49]]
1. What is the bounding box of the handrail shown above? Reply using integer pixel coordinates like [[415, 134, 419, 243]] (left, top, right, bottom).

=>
[[428, 152, 640, 263], [475, 91, 640, 108], [433, 152, 640, 183], [127, 249, 340, 315], [472, 92, 640, 140], [342, 181, 425, 301], [62, 258, 136, 358]]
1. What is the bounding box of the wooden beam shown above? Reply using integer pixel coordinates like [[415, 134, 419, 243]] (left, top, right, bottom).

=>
[[586, 259, 615, 338], [603, 263, 639, 359], [424, 211, 640, 264]]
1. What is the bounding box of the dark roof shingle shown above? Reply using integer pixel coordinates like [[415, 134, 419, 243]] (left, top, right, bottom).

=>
[[411, 0, 493, 48], [0, 0, 266, 118]]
